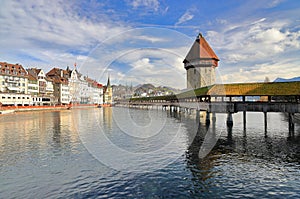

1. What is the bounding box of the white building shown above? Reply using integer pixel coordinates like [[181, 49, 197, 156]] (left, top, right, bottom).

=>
[[0, 62, 28, 94], [67, 67, 103, 105]]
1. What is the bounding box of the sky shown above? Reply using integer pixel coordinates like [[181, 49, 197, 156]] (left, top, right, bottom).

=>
[[0, 0, 300, 89]]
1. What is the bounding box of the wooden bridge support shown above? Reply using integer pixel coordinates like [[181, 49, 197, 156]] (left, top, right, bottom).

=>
[[264, 112, 267, 134], [212, 112, 216, 123], [206, 111, 210, 125], [196, 110, 200, 122], [243, 111, 246, 131]]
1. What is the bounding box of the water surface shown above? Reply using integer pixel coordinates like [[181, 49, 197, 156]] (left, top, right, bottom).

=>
[[0, 108, 299, 198]]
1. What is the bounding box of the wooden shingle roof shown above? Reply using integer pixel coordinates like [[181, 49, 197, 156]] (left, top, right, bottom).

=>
[[206, 82, 300, 96]]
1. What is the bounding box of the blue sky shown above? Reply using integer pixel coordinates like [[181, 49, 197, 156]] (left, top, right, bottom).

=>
[[0, 0, 299, 88]]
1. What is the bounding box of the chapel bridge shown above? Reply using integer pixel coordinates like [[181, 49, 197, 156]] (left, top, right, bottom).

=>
[[116, 81, 300, 133]]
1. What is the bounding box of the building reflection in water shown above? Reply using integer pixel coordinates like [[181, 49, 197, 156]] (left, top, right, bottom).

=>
[[103, 107, 113, 130]]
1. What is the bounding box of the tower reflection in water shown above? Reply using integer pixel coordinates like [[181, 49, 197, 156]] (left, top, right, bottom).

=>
[[168, 111, 300, 187]]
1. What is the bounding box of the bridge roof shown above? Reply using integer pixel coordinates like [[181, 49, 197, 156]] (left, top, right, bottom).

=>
[[129, 81, 300, 102], [207, 81, 300, 96]]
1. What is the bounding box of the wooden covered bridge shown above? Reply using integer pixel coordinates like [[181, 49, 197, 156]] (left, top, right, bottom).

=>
[[116, 81, 300, 132]]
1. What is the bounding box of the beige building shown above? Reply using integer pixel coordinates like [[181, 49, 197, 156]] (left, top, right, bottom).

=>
[[46, 68, 70, 105], [27, 68, 54, 105], [0, 62, 32, 106], [183, 33, 219, 89]]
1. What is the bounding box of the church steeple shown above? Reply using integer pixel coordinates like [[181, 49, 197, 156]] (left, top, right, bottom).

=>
[[107, 76, 111, 87]]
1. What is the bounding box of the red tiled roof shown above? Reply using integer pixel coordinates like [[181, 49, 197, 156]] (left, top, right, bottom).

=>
[[46, 68, 69, 84], [0, 62, 28, 77], [28, 73, 37, 81], [183, 33, 219, 65], [27, 68, 43, 79]]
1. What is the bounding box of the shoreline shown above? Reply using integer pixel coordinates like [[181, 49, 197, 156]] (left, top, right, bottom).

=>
[[0, 104, 99, 114]]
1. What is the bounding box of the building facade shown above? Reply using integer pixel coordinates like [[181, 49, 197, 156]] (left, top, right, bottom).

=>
[[0, 62, 32, 106], [0, 62, 105, 106], [67, 68, 103, 105], [46, 68, 70, 105], [183, 33, 219, 89], [27, 68, 54, 105]]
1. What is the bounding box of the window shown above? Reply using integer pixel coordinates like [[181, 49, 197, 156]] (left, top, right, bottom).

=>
[[13, 97, 16, 99], [2, 96, 5, 99], [194, 68, 196, 74]]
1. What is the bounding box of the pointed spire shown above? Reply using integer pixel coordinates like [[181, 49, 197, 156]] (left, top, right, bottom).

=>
[[107, 75, 111, 87]]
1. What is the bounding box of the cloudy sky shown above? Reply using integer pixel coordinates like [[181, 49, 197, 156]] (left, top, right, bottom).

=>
[[0, 0, 299, 88]]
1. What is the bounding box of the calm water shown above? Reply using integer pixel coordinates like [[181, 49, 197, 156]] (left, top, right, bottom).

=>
[[0, 107, 299, 198]]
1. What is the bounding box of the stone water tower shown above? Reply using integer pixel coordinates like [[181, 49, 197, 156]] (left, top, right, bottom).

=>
[[183, 33, 219, 89]]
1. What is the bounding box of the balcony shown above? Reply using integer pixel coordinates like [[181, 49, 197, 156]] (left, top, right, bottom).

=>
[[7, 86, 20, 91]]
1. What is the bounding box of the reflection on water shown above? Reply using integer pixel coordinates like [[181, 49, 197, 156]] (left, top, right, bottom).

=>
[[0, 108, 299, 198]]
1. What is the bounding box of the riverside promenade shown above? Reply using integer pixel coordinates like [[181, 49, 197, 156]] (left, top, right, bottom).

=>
[[0, 104, 98, 114]]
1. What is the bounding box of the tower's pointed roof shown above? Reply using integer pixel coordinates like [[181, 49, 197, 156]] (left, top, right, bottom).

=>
[[183, 33, 219, 64], [107, 76, 111, 87]]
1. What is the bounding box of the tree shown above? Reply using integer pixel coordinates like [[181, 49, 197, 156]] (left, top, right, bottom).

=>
[[264, 76, 270, 83]]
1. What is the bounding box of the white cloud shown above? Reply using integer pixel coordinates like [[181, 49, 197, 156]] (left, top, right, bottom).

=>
[[205, 16, 300, 83], [175, 10, 194, 26], [130, 0, 160, 11], [0, 1, 129, 51], [267, 0, 285, 8]]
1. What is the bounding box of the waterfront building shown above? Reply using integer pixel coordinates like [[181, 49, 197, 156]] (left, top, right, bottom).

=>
[[67, 67, 103, 105], [27, 68, 55, 105], [27, 73, 39, 96], [67, 67, 82, 104], [0, 62, 28, 94], [103, 76, 113, 105], [27, 73, 39, 105], [85, 77, 104, 105], [46, 68, 70, 105], [0, 62, 32, 106], [183, 33, 219, 89]]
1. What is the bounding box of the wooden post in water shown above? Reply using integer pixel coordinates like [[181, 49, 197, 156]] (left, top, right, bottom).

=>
[[242, 96, 246, 131], [264, 112, 267, 134], [196, 110, 200, 123], [243, 111, 246, 131], [212, 112, 216, 123], [206, 111, 210, 125]]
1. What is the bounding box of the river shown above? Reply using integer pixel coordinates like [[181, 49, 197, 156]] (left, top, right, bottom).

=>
[[0, 107, 299, 198]]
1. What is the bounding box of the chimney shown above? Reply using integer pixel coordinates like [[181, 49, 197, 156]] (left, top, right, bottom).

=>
[[60, 69, 63, 77]]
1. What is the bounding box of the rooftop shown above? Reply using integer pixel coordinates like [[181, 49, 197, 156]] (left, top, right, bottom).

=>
[[183, 33, 219, 67]]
